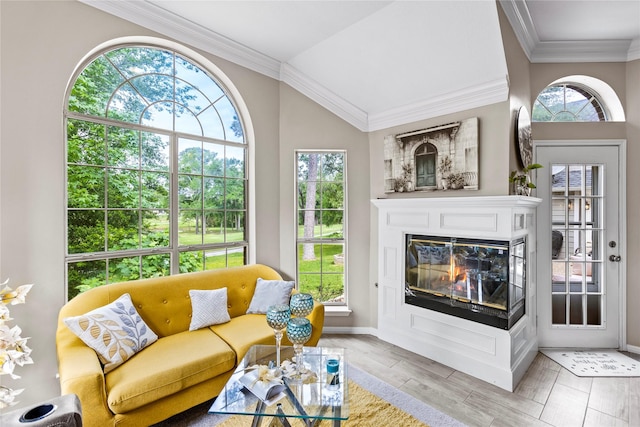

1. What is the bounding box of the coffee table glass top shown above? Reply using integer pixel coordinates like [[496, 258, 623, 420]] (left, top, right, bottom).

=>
[[209, 345, 348, 423]]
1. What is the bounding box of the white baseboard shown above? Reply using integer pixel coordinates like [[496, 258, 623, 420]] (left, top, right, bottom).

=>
[[321, 327, 640, 361], [322, 326, 378, 336], [626, 344, 640, 355]]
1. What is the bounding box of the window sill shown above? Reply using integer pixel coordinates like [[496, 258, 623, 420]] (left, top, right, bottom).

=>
[[324, 306, 352, 317]]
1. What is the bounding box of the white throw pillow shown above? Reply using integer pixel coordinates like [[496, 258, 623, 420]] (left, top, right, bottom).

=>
[[189, 288, 231, 331], [246, 278, 295, 314], [64, 293, 158, 373]]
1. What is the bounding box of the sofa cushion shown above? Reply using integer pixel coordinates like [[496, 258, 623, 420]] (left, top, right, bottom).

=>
[[246, 278, 295, 314], [64, 293, 158, 373], [210, 314, 281, 362], [189, 288, 231, 331], [105, 328, 235, 414]]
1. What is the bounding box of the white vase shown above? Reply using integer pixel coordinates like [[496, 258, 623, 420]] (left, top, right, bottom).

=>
[[515, 182, 531, 196]]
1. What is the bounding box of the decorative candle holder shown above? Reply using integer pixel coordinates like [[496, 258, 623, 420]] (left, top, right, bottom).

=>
[[286, 317, 312, 376], [266, 304, 291, 370], [326, 357, 340, 391], [290, 293, 314, 318]]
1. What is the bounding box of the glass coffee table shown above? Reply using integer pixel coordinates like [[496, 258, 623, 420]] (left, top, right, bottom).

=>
[[209, 345, 348, 426]]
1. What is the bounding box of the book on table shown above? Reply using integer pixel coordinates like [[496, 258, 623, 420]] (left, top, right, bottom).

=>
[[238, 370, 286, 405]]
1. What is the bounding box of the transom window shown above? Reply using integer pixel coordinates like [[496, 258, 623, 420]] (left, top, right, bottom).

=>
[[296, 151, 346, 305], [533, 84, 606, 122], [65, 45, 248, 300]]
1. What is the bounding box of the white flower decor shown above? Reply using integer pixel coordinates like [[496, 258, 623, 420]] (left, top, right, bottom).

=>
[[280, 360, 317, 384], [0, 278, 33, 408], [244, 360, 318, 386], [244, 364, 284, 386]]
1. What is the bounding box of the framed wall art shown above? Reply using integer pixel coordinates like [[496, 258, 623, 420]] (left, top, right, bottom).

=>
[[383, 117, 479, 193]]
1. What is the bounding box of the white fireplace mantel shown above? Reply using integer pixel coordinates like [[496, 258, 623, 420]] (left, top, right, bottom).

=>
[[371, 195, 541, 391]]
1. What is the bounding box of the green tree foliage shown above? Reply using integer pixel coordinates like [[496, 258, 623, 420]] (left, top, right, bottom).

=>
[[533, 85, 601, 122], [297, 153, 344, 232], [66, 46, 246, 298], [300, 153, 319, 261], [297, 153, 345, 302], [177, 145, 246, 235]]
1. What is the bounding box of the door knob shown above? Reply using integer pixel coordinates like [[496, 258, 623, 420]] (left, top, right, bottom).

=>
[[609, 255, 621, 262]]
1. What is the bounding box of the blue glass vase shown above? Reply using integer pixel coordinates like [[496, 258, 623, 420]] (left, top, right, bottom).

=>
[[286, 317, 312, 374], [266, 304, 291, 369], [290, 293, 314, 318]]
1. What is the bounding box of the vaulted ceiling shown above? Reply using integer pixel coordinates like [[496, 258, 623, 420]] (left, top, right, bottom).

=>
[[81, 0, 640, 132]]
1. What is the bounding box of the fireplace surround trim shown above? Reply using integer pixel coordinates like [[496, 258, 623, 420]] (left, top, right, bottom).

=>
[[372, 195, 541, 391]]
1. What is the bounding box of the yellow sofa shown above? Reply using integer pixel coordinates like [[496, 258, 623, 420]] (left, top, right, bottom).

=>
[[56, 264, 325, 427]]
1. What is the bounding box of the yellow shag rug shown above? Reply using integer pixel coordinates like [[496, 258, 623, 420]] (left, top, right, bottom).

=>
[[217, 380, 428, 427]]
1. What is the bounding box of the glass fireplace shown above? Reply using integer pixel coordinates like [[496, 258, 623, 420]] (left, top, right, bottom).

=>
[[405, 234, 526, 329]]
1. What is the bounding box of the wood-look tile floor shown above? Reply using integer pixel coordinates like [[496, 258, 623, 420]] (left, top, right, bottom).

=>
[[318, 334, 640, 427]]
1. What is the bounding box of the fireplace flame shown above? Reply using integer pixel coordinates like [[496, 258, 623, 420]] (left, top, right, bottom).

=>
[[449, 258, 465, 282], [450, 257, 467, 294]]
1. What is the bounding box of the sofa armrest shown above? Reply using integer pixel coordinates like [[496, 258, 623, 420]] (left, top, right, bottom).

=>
[[57, 344, 113, 427], [306, 300, 325, 346]]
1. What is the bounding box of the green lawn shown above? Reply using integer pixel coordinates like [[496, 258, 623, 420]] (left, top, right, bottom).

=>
[[297, 243, 344, 302], [147, 215, 345, 302], [178, 229, 244, 245]]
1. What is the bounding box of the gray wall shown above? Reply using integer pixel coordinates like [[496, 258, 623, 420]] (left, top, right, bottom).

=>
[[278, 84, 371, 330], [625, 59, 640, 349]]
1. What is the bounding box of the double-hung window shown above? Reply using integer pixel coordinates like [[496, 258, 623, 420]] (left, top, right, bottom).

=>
[[295, 151, 346, 305], [65, 45, 248, 300]]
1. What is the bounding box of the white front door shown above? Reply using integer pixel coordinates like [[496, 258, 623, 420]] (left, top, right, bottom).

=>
[[535, 141, 625, 348]]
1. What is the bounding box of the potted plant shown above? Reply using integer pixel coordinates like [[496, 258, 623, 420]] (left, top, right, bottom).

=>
[[400, 163, 413, 192], [438, 156, 452, 190], [394, 163, 413, 192], [393, 176, 408, 192], [448, 172, 466, 190], [509, 163, 543, 196]]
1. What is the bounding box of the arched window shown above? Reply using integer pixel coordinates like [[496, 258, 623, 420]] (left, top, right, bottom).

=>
[[65, 44, 249, 299], [532, 76, 625, 122], [533, 84, 605, 122]]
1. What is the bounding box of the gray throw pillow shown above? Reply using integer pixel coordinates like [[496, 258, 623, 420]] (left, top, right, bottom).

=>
[[246, 278, 295, 314]]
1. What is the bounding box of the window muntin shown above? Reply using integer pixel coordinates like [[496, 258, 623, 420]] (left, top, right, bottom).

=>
[[551, 165, 604, 326], [296, 151, 346, 305], [533, 84, 606, 122], [71, 48, 243, 141], [66, 45, 247, 300]]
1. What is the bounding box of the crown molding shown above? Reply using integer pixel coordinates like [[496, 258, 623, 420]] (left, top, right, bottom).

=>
[[531, 40, 633, 63], [499, 0, 536, 62], [499, 0, 637, 63], [367, 76, 510, 132], [280, 65, 509, 133], [627, 39, 640, 62], [280, 64, 369, 132], [79, 0, 281, 79]]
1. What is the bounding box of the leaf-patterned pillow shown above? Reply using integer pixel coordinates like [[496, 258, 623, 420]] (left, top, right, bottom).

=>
[[64, 293, 158, 373]]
